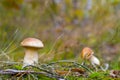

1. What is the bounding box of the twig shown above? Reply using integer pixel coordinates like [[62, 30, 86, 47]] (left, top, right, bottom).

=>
[[64, 68, 71, 79], [0, 61, 21, 64], [0, 69, 63, 79]]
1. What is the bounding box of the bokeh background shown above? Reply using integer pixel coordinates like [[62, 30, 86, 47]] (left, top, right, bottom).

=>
[[0, 0, 120, 69]]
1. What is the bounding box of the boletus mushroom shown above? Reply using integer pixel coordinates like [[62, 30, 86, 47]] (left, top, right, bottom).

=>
[[80, 47, 100, 71], [21, 37, 44, 67]]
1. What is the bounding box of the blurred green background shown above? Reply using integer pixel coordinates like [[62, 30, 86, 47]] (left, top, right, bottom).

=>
[[0, 0, 120, 69]]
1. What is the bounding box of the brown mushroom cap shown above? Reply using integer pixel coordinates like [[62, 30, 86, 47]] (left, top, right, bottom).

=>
[[21, 38, 44, 48], [81, 47, 94, 59]]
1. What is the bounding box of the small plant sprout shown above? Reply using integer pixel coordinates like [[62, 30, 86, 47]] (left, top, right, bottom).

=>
[[80, 47, 108, 71], [21, 37, 44, 68]]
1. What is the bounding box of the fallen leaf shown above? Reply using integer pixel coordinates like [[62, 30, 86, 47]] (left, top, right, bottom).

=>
[[109, 70, 120, 78]]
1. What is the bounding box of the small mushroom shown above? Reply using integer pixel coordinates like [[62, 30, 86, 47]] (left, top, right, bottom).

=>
[[80, 47, 109, 71], [21, 38, 44, 67], [80, 47, 100, 71]]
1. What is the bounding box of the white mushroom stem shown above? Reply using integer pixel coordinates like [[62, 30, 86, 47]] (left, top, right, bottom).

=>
[[89, 55, 100, 66], [89, 55, 109, 71], [89, 55, 100, 71], [23, 48, 39, 67]]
